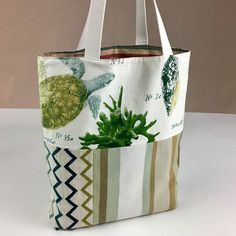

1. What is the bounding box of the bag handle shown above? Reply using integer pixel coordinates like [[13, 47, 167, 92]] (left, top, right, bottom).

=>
[[83, 0, 173, 59], [136, 0, 149, 45], [78, 0, 149, 50]]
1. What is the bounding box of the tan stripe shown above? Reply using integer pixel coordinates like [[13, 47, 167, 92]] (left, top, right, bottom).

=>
[[169, 135, 179, 209], [106, 148, 120, 222], [99, 149, 108, 223], [177, 133, 183, 168], [173, 134, 182, 204], [149, 141, 158, 213], [142, 142, 153, 215], [100, 48, 162, 57], [93, 149, 101, 225], [153, 137, 172, 213]]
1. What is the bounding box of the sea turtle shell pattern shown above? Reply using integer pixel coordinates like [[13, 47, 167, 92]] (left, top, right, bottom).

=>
[[39, 57, 115, 129], [39, 74, 87, 129]]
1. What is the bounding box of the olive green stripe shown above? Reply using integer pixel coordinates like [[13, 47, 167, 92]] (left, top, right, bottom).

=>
[[169, 135, 179, 209], [149, 142, 158, 213], [93, 150, 101, 225], [106, 148, 120, 222], [142, 142, 153, 215], [99, 149, 108, 224]]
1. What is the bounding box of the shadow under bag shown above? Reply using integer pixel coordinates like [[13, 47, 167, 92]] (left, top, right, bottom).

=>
[[37, 0, 191, 230]]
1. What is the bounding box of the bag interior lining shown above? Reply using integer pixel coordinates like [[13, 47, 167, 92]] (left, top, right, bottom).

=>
[[39, 45, 189, 59]]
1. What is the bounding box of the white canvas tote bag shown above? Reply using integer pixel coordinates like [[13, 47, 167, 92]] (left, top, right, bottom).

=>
[[37, 0, 191, 230]]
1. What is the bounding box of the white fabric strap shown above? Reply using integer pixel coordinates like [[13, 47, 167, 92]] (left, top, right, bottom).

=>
[[84, 0, 173, 59], [78, 0, 149, 50], [152, 0, 173, 56], [77, 0, 93, 50], [136, 0, 149, 45], [84, 0, 106, 59]]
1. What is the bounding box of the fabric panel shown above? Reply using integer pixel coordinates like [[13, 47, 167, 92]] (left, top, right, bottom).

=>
[[153, 137, 172, 212], [44, 133, 182, 230], [98, 149, 108, 223], [118, 144, 147, 220], [141, 142, 153, 215], [106, 148, 121, 222]]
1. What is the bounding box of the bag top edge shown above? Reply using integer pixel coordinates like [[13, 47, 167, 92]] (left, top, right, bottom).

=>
[[37, 44, 190, 58]]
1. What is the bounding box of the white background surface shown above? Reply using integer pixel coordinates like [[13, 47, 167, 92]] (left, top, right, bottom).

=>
[[0, 110, 235, 236]]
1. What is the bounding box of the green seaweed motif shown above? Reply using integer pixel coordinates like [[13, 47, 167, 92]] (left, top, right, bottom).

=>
[[79, 87, 159, 149]]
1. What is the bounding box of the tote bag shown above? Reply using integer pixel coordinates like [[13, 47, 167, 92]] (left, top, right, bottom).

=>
[[37, 0, 191, 230]]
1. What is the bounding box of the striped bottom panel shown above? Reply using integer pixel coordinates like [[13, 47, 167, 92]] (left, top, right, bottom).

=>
[[44, 133, 182, 229]]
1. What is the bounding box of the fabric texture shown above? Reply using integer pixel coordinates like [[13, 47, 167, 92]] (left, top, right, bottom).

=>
[[38, 45, 190, 149], [45, 133, 181, 229]]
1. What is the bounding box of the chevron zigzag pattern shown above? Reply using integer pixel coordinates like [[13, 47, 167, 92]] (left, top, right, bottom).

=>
[[64, 149, 79, 229], [51, 146, 63, 229], [44, 142, 52, 176], [44, 142, 94, 229], [44, 142, 55, 219], [80, 150, 93, 226]]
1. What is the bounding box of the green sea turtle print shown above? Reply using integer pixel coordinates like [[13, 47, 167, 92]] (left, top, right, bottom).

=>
[[161, 55, 180, 116], [39, 58, 115, 129]]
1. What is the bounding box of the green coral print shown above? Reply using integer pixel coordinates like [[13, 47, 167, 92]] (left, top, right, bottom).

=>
[[161, 55, 180, 116], [79, 87, 159, 149], [39, 58, 115, 129]]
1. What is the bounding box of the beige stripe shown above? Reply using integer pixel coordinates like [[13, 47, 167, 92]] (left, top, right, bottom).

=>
[[142, 142, 153, 215], [177, 133, 183, 168], [106, 148, 120, 222], [153, 137, 173, 213], [173, 134, 182, 208], [149, 142, 158, 213], [93, 149, 101, 225], [99, 149, 108, 223], [169, 134, 180, 209]]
